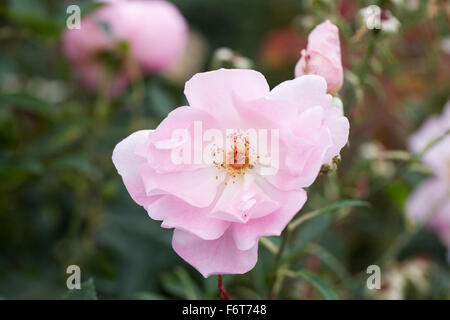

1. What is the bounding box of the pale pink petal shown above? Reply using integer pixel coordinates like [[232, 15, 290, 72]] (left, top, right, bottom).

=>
[[269, 75, 333, 113], [266, 128, 332, 190], [233, 94, 297, 131], [408, 115, 446, 153], [231, 180, 307, 250], [140, 164, 226, 208], [172, 229, 258, 277], [112, 130, 155, 207], [148, 196, 231, 240], [137, 106, 220, 173], [407, 178, 449, 223], [291, 106, 324, 141], [407, 178, 450, 254], [184, 68, 270, 126], [322, 116, 350, 163], [210, 175, 280, 223], [421, 136, 450, 178], [408, 101, 450, 154]]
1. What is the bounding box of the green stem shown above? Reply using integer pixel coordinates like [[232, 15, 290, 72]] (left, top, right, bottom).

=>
[[268, 230, 289, 299], [288, 200, 369, 232]]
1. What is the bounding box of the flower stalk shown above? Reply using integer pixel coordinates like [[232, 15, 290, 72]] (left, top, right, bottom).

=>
[[218, 275, 229, 300]]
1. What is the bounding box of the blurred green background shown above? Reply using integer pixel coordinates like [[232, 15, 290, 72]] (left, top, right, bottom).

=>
[[0, 0, 449, 299]]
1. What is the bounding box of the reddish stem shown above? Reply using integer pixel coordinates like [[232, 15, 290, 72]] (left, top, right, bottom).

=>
[[218, 275, 229, 300]]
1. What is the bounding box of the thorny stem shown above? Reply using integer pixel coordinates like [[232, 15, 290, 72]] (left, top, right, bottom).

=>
[[218, 275, 229, 300]]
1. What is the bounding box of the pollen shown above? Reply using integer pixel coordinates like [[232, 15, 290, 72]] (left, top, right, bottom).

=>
[[212, 130, 257, 177]]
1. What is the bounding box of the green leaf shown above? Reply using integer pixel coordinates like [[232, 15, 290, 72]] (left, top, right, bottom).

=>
[[288, 200, 370, 232], [0, 6, 61, 37], [160, 267, 200, 299], [63, 278, 98, 300], [0, 92, 54, 118], [294, 270, 338, 300], [0, 159, 43, 191], [289, 214, 331, 256], [134, 292, 167, 300], [30, 120, 87, 157], [49, 154, 100, 179], [304, 244, 349, 282], [385, 181, 410, 209], [147, 82, 176, 118]]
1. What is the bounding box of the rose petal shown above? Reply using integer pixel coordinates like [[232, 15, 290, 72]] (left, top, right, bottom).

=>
[[231, 178, 307, 250], [172, 228, 258, 278], [184, 68, 270, 126]]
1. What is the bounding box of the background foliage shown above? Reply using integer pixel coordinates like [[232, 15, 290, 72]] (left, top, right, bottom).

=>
[[0, 0, 449, 299]]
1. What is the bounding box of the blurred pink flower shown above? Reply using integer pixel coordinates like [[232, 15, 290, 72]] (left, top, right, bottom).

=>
[[407, 102, 450, 262], [295, 20, 344, 94], [409, 102, 450, 179], [408, 102, 450, 155], [62, 0, 187, 95], [407, 178, 450, 261], [112, 69, 349, 277]]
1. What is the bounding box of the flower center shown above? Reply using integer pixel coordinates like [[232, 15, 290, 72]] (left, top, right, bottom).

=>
[[225, 136, 251, 172], [213, 130, 256, 176]]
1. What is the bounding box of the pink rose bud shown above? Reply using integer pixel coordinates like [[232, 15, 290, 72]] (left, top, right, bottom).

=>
[[295, 20, 344, 94]]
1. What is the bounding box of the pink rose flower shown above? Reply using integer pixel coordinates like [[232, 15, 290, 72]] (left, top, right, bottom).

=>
[[295, 20, 344, 94], [62, 0, 187, 95], [112, 69, 349, 277], [407, 102, 450, 261]]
